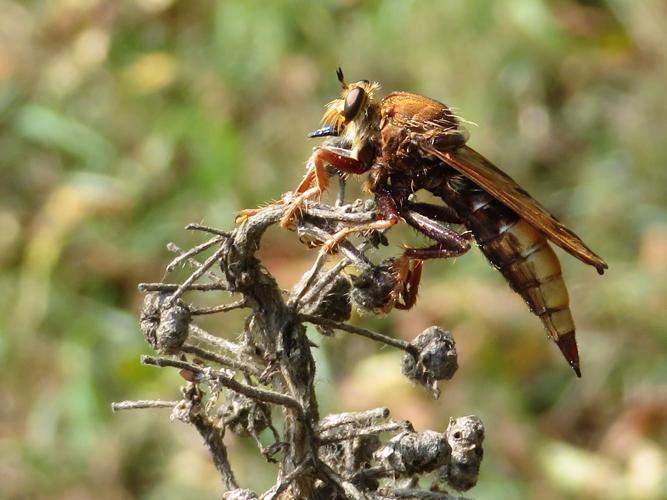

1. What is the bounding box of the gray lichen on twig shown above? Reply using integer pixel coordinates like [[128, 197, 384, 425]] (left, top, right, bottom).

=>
[[114, 197, 484, 499]]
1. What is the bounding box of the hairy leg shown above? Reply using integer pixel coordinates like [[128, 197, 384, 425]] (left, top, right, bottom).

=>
[[390, 256, 423, 310], [387, 202, 471, 309], [403, 202, 462, 225], [401, 204, 471, 260], [321, 188, 399, 253], [237, 146, 370, 226]]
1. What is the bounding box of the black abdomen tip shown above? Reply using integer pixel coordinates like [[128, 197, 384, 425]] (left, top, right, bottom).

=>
[[556, 332, 582, 378]]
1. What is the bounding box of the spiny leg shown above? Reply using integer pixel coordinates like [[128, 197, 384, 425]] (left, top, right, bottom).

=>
[[386, 202, 471, 309], [321, 188, 399, 253], [403, 202, 462, 225], [236, 150, 328, 227], [326, 191, 422, 309], [280, 147, 371, 228], [391, 255, 423, 310], [279, 156, 328, 228], [401, 204, 471, 260], [235, 172, 314, 224], [236, 199, 288, 224]]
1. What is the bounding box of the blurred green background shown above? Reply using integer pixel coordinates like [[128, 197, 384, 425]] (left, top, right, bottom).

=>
[[1, 0, 666, 498]]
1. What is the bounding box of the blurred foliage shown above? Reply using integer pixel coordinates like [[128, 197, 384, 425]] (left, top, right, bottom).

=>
[[1, 0, 666, 498]]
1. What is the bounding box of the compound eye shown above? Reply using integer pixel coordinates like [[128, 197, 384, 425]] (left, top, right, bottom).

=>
[[343, 87, 366, 121]]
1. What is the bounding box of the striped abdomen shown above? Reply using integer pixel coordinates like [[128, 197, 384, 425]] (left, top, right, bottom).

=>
[[444, 185, 581, 375]]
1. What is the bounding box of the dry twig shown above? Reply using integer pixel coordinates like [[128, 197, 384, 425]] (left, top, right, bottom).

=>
[[114, 196, 484, 498]]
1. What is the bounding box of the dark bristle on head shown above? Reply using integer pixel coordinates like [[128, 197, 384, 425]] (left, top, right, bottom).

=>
[[336, 67, 344, 83]]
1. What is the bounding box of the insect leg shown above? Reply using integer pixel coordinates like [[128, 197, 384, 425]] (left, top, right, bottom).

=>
[[316, 147, 372, 174], [375, 193, 427, 310], [392, 256, 423, 310], [280, 147, 370, 228], [293, 166, 318, 194], [320, 188, 399, 253], [400, 206, 471, 260], [387, 206, 470, 310], [403, 202, 462, 225], [236, 166, 317, 224], [279, 151, 330, 227]]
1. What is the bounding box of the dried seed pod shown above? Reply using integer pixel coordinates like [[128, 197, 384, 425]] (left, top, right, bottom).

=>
[[140, 292, 191, 353], [139, 293, 162, 349], [349, 259, 398, 314], [343, 197, 375, 213], [402, 326, 458, 396], [311, 274, 352, 329], [218, 391, 271, 437], [440, 415, 485, 491], [375, 430, 451, 475]]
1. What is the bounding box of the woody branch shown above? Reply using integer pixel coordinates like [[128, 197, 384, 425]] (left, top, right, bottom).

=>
[[113, 195, 484, 499]]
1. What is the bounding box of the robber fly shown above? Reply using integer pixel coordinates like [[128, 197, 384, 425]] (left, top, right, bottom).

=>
[[241, 69, 607, 376]]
